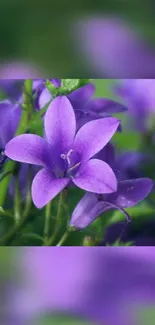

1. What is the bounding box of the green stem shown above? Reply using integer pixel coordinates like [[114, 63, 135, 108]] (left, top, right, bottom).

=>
[[56, 230, 69, 246], [14, 177, 21, 225], [0, 212, 30, 246], [48, 191, 64, 246], [44, 201, 52, 245], [0, 79, 33, 207], [22, 165, 32, 218]]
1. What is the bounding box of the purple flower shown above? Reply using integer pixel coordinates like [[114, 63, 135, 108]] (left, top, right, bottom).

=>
[[70, 178, 153, 229], [102, 219, 155, 246], [114, 79, 155, 132], [0, 101, 21, 147], [77, 17, 155, 78], [38, 82, 127, 130], [9, 247, 155, 325], [5, 96, 119, 208], [0, 62, 41, 79]]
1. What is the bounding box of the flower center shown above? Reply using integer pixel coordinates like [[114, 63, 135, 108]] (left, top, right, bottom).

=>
[[60, 149, 81, 177]]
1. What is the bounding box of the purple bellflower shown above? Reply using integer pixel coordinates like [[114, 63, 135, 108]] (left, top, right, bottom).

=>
[[38, 81, 127, 129], [5, 96, 120, 208], [70, 146, 153, 229], [114, 79, 155, 132], [76, 17, 155, 78], [0, 100, 35, 199], [70, 178, 153, 229], [8, 247, 155, 325]]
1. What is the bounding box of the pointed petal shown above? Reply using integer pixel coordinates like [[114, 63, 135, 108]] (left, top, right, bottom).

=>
[[86, 98, 128, 114], [73, 159, 117, 194], [70, 193, 109, 229], [74, 117, 120, 161], [5, 134, 49, 166], [38, 87, 52, 109], [68, 83, 95, 106], [103, 200, 131, 222], [32, 168, 69, 208], [106, 178, 153, 208], [44, 96, 76, 152]]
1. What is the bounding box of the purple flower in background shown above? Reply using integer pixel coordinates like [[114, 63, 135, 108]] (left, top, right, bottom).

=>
[[70, 145, 153, 228], [9, 247, 155, 325], [102, 218, 155, 246], [0, 62, 41, 100], [70, 178, 153, 229], [0, 61, 41, 79], [5, 96, 119, 208], [38, 82, 127, 129], [0, 101, 21, 147], [114, 79, 155, 132], [77, 17, 155, 78]]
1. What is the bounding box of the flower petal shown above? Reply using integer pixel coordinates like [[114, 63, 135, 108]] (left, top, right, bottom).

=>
[[70, 193, 109, 229], [32, 168, 69, 208], [74, 117, 120, 161], [5, 134, 49, 166], [106, 178, 153, 208], [68, 83, 95, 107], [73, 159, 117, 194], [0, 101, 21, 146], [70, 192, 131, 229], [86, 98, 128, 114], [103, 200, 131, 222], [51, 79, 61, 87], [38, 87, 52, 109], [44, 96, 76, 152]]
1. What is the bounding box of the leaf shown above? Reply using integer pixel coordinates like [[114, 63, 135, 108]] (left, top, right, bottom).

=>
[[137, 306, 155, 325], [0, 206, 6, 216], [34, 314, 95, 325], [19, 233, 44, 242], [62, 79, 80, 91]]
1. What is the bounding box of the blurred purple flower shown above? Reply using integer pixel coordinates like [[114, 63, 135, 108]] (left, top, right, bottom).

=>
[[77, 17, 155, 78], [0, 62, 42, 100], [114, 79, 155, 132], [102, 218, 155, 246], [5, 96, 119, 208], [9, 247, 155, 325], [0, 99, 37, 200], [0, 61, 41, 79]]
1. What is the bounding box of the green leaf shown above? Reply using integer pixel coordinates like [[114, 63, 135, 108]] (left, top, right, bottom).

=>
[[137, 306, 155, 325], [19, 233, 44, 242], [62, 79, 80, 91], [0, 206, 6, 216], [107, 239, 133, 246], [34, 314, 95, 325]]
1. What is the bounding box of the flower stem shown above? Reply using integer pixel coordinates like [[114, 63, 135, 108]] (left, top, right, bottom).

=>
[[0, 79, 33, 207], [47, 191, 64, 246], [0, 212, 30, 246], [14, 177, 21, 225], [56, 230, 69, 246], [22, 166, 32, 218], [44, 201, 52, 245]]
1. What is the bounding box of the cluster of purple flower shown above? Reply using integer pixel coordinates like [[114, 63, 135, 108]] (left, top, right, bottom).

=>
[[0, 78, 153, 231]]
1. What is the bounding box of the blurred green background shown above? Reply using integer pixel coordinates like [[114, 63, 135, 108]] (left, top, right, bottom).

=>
[[0, 1, 155, 75]]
